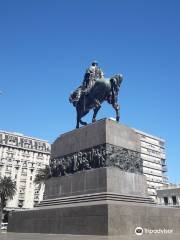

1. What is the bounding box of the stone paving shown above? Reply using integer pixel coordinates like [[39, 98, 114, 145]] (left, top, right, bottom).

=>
[[0, 232, 180, 240]]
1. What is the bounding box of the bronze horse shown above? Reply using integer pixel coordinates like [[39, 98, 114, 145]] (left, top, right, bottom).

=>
[[69, 74, 123, 128]]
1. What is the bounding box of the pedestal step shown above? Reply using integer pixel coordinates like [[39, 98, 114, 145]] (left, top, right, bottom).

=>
[[36, 192, 154, 208]]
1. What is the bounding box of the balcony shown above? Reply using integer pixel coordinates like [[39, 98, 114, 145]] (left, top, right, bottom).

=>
[[162, 176, 169, 183], [14, 164, 20, 169], [147, 185, 155, 189], [18, 194, 25, 200], [22, 166, 27, 169], [161, 153, 166, 159], [162, 161, 166, 166], [162, 166, 167, 172], [158, 203, 180, 208], [146, 178, 162, 184], [29, 165, 35, 170], [20, 175, 27, 181], [143, 169, 162, 177], [143, 163, 162, 171]]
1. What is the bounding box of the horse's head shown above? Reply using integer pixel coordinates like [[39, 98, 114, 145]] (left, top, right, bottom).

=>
[[110, 74, 123, 91], [114, 74, 123, 87]]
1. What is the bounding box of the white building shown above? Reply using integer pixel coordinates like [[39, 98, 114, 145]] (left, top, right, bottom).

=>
[[157, 184, 180, 207], [134, 129, 168, 201], [0, 130, 50, 211]]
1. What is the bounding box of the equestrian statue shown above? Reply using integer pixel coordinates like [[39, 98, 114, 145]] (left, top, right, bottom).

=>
[[69, 61, 123, 128]]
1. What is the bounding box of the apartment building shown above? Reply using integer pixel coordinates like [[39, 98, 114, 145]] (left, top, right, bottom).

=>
[[0, 130, 50, 211], [134, 129, 168, 201]]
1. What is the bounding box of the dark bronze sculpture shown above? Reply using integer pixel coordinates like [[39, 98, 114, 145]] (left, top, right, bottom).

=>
[[69, 61, 123, 128], [50, 62, 126, 177], [50, 144, 142, 177]]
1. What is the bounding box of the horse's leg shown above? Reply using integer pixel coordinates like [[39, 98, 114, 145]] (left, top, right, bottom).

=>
[[76, 108, 80, 129], [76, 118, 80, 129], [112, 102, 120, 122], [79, 109, 89, 126], [92, 101, 101, 123], [80, 119, 87, 126], [76, 108, 88, 128]]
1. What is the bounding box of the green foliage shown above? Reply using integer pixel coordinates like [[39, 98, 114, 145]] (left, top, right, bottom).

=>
[[0, 176, 16, 210], [34, 165, 51, 186]]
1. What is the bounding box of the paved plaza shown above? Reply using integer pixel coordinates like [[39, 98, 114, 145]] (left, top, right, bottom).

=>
[[1, 232, 180, 240]]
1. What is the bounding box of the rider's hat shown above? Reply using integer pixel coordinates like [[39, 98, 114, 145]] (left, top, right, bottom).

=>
[[92, 60, 98, 66]]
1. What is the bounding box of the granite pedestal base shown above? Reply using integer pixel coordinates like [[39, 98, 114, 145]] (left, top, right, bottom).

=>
[[7, 121, 180, 236], [8, 168, 180, 236]]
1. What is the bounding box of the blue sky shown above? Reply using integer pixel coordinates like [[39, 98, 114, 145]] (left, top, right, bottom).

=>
[[0, 0, 180, 183]]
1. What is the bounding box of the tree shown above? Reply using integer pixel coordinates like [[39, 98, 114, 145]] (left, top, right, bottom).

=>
[[33, 166, 51, 204], [34, 165, 51, 186], [0, 176, 16, 225]]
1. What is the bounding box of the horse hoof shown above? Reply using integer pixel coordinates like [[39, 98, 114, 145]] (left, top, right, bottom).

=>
[[92, 119, 96, 123], [116, 117, 120, 122]]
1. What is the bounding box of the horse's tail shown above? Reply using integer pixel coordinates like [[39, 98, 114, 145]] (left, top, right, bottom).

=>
[[69, 86, 83, 107], [69, 92, 77, 107], [69, 93, 73, 104]]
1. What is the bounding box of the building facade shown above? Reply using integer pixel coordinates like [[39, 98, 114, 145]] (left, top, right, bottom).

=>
[[134, 129, 168, 201], [0, 130, 50, 211], [157, 184, 180, 207]]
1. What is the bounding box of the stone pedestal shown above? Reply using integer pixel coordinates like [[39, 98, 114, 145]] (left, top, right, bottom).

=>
[[7, 119, 180, 236], [50, 119, 143, 176]]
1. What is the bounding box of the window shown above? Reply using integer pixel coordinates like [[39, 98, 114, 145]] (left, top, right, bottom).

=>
[[164, 197, 168, 205], [159, 141, 164, 147], [5, 166, 11, 172], [38, 153, 43, 158], [34, 195, 39, 200], [34, 201, 38, 207], [18, 200, 24, 208], [22, 162, 27, 168], [22, 168, 27, 173], [172, 196, 177, 205]]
